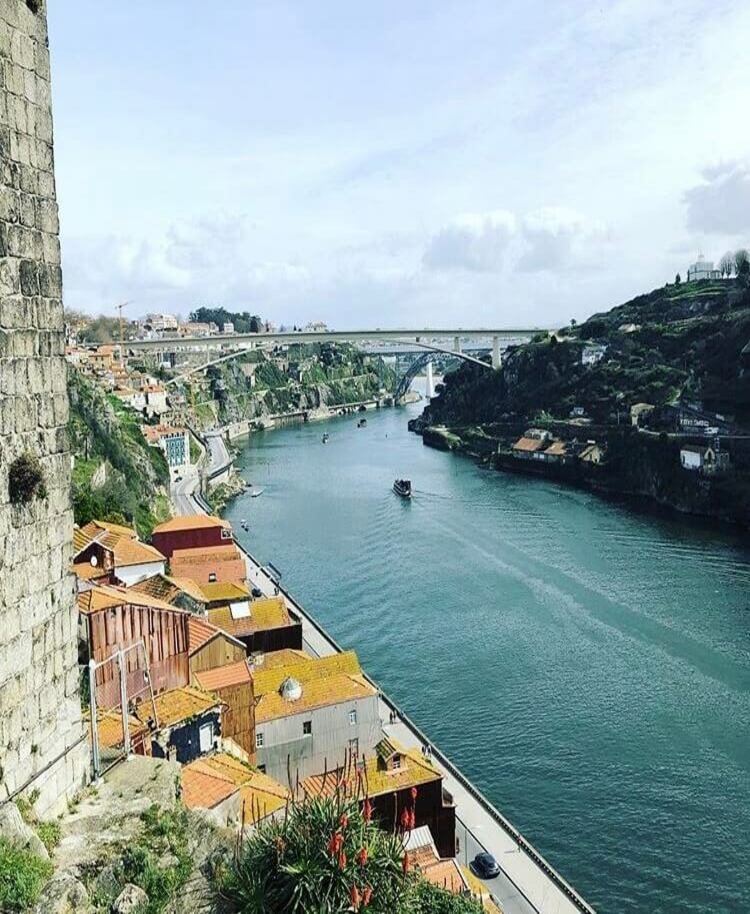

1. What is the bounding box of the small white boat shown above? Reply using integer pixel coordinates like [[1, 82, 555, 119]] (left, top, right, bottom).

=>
[[249, 486, 264, 498]]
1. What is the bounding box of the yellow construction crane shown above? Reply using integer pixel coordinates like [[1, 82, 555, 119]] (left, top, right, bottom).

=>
[[114, 301, 129, 365]]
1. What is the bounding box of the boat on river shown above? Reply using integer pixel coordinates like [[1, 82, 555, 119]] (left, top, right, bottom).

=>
[[392, 478, 412, 498], [322, 432, 329, 443], [357, 418, 367, 428]]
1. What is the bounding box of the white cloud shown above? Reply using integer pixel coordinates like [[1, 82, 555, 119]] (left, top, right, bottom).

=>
[[422, 210, 517, 272], [517, 207, 587, 273], [683, 162, 750, 235]]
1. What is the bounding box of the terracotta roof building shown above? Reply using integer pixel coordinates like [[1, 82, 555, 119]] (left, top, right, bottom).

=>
[[73, 520, 166, 587], [134, 686, 223, 764], [152, 514, 233, 560], [304, 737, 457, 859], [181, 753, 290, 827], [169, 544, 246, 587], [207, 595, 303, 654]]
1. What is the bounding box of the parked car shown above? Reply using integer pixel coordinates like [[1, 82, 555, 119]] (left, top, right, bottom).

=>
[[251, 586, 263, 598], [470, 853, 500, 879]]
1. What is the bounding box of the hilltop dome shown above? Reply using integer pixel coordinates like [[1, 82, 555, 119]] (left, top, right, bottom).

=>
[[280, 676, 302, 701]]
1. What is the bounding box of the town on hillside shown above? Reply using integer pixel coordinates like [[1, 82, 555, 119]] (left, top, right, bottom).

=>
[[73, 511, 499, 911]]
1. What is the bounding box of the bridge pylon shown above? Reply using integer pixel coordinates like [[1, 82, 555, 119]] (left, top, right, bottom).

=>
[[425, 361, 435, 399], [492, 336, 501, 369]]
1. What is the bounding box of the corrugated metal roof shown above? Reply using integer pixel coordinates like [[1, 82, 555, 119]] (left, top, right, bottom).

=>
[[77, 583, 184, 615]]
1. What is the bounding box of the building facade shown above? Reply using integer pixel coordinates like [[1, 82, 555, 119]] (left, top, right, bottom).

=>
[[0, 0, 88, 815]]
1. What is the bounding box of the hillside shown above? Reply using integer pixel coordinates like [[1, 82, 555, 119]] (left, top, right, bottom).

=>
[[67, 370, 171, 537], [416, 278, 750, 526], [176, 342, 397, 429], [424, 279, 750, 428]]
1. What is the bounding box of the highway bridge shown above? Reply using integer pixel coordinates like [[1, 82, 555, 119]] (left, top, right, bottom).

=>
[[127, 327, 547, 378]]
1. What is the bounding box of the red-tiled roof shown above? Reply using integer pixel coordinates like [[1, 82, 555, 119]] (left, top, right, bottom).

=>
[[188, 615, 244, 655], [194, 659, 252, 691]]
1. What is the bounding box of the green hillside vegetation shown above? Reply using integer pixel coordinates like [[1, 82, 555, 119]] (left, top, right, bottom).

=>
[[68, 370, 171, 537], [426, 278, 750, 427], [188, 343, 397, 428]]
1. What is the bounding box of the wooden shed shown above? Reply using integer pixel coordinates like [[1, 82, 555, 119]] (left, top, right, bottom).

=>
[[78, 584, 190, 709]]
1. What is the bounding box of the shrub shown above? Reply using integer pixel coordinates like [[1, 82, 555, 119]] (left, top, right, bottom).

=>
[[0, 837, 53, 911], [8, 453, 47, 505], [36, 821, 61, 853], [217, 794, 486, 914]]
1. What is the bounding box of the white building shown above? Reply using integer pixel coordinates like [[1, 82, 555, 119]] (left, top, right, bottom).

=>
[[686, 255, 721, 282], [222, 321, 235, 334], [680, 444, 717, 471]]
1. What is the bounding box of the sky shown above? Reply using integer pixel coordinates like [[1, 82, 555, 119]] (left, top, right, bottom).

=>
[[48, 1, 750, 328]]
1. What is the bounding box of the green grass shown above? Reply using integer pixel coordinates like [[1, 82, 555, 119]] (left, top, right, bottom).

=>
[[0, 838, 53, 911], [36, 821, 61, 854]]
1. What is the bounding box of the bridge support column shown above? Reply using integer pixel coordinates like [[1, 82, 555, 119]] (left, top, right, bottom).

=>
[[454, 336, 461, 354], [425, 361, 435, 399], [492, 336, 501, 369]]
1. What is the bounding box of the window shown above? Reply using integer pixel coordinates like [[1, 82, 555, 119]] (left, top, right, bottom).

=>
[[349, 738, 359, 757], [199, 722, 213, 753], [303, 720, 312, 736], [349, 709, 357, 726], [208, 572, 217, 583], [256, 732, 264, 748], [257, 764, 266, 774], [392, 754, 402, 770], [221, 528, 232, 540]]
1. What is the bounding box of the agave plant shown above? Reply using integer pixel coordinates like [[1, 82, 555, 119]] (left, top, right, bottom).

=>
[[218, 791, 410, 913]]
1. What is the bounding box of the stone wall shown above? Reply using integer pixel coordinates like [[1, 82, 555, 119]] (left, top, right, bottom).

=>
[[0, 0, 88, 815]]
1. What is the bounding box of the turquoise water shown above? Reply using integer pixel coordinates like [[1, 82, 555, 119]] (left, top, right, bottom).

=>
[[225, 402, 750, 914]]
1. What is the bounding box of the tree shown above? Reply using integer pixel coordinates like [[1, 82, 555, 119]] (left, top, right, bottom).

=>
[[735, 248, 750, 277], [675, 273, 681, 285], [719, 251, 735, 277]]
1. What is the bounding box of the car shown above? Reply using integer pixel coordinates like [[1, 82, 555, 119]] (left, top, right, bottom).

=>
[[251, 586, 263, 598], [469, 852, 500, 879]]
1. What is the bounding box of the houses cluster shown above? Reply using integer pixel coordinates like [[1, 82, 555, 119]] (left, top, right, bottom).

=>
[[73, 513, 483, 905], [510, 429, 604, 466]]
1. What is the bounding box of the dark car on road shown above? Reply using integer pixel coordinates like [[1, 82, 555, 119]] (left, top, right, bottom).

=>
[[470, 853, 501, 879], [251, 586, 263, 598]]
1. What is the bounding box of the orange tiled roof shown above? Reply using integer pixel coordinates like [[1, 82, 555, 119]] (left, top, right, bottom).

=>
[[207, 596, 291, 638], [188, 615, 244, 655], [251, 649, 310, 671], [113, 538, 166, 568], [303, 738, 440, 801], [419, 859, 467, 894], [251, 650, 362, 696], [83, 708, 148, 750], [512, 437, 545, 453], [194, 658, 252, 691], [181, 764, 238, 810], [142, 425, 186, 443], [73, 562, 110, 582], [181, 754, 290, 822], [81, 519, 137, 540], [170, 544, 243, 565], [135, 686, 221, 728], [153, 515, 231, 534], [198, 581, 251, 603]]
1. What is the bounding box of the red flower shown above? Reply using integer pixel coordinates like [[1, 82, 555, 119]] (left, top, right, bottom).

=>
[[356, 847, 368, 867], [408, 809, 416, 830], [362, 886, 373, 907], [363, 798, 372, 823], [400, 808, 410, 830], [338, 849, 347, 870], [402, 853, 410, 874], [328, 832, 344, 856], [340, 813, 349, 830], [274, 836, 286, 855], [410, 786, 418, 801], [350, 884, 361, 910]]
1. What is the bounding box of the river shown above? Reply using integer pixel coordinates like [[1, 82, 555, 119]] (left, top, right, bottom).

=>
[[224, 399, 750, 914]]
